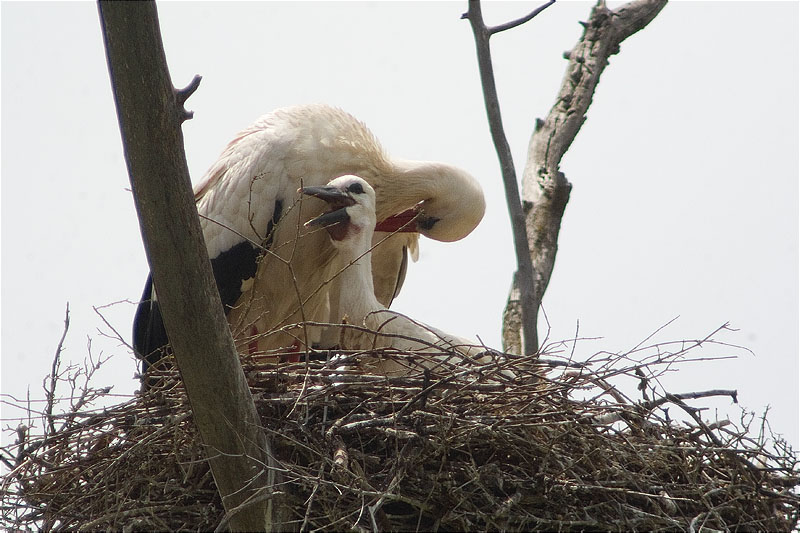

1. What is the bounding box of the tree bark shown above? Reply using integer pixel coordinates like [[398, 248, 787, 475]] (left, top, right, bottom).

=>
[[502, 0, 668, 353], [98, 2, 283, 530]]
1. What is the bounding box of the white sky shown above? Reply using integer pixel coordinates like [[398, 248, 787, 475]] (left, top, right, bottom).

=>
[[1, 1, 798, 453]]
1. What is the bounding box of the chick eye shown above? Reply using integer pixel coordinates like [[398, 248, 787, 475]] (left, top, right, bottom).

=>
[[347, 182, 364, 194]]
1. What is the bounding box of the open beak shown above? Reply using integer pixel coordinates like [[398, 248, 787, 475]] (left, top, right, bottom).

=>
[[300, 185, 356, 207], [300, 186, 355, 234], [300, 185, 356, 227], [301, 186, 423, 234], [305, 207, 350, 228]]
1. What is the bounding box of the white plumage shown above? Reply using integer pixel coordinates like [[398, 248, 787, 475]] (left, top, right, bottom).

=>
[[302, 175, 490, 377], [133, 104, 485, 370]]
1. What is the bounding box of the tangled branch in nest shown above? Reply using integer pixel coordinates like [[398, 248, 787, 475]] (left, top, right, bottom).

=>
[[2, 325, 799, 531]]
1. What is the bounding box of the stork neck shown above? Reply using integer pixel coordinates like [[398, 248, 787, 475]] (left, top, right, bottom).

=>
[[336, 242, 381, 320], [371, 159, 441, 222], [338, 247, 374, 294], [392, 159, 446, 193], [384, 158, 484, 242]]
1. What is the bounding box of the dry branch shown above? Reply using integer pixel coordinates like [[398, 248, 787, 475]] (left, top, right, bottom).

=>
[[503, 0, 668, 353]]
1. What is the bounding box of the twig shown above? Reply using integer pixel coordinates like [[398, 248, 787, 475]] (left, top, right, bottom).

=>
[[487, 1, 555, 35], [44, 303, 70, 436], [93, 304, 134, 352], [214, 487, 280, 533]]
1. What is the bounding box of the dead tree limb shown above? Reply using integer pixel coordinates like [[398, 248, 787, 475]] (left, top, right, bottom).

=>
[[503, 0, 668, 353], [463, 0, 554, 357], [97, 2, 283, 530]]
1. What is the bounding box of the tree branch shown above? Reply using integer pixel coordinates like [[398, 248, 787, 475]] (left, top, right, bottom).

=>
[[463, 0, 554, 356], [503, 0, 667, 352], [643, 389, 739, 412], [487, 0, 555, 35], [97, 2, 283, 530]]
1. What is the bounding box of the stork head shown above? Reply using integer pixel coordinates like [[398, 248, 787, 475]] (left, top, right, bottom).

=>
[[301, 175, 376, 248], [374, 161, 486, 243]]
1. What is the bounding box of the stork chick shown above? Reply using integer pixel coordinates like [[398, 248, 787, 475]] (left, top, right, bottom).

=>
[[302, 175, 490, 377]]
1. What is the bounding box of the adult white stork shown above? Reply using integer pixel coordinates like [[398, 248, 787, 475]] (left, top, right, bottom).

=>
[[133, 104, 485, 374], [302, 175, 491, 377]]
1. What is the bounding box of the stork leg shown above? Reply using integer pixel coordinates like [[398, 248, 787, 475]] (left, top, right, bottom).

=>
[[247, 325, 259, 355], [283, 340, 302, 363], [247, 328, 301, 363]]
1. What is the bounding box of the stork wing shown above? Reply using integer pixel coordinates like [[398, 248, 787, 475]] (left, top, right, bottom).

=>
[[132, 241, 262, 374], [132, 198, 284, 375], [370, 232, 419, 307], [390, 245, 409, 305], [134, 113, 292, 378]]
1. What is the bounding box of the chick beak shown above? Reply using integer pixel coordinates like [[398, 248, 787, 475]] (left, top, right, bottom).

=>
[[301, 186, 355, 239]]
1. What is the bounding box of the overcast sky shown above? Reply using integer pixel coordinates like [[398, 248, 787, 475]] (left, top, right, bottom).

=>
[[2, 1, 797, 453]]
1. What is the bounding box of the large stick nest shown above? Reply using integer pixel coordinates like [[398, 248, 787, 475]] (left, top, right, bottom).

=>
[[3, 327, 799, 531]]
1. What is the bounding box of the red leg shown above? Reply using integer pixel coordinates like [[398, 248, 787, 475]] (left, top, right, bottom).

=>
[[247, 326, 259, 355], [283, 340, 302, 363]]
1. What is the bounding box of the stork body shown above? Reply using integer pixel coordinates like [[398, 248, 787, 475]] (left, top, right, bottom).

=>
[[302, 175, 488, 377], [133, 104, 485, 372]]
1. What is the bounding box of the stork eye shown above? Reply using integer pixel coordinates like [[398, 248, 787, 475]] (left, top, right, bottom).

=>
[[347, 182, 364, 194]]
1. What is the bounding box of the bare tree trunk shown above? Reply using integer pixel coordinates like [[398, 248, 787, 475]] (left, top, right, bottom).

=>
[[98, 2, 284, 530], [502, 0, 668, 353]]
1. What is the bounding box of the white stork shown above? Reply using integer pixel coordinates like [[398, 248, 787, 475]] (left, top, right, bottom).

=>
[[133, 104, 485, 373], [302, 175, 491, 377]]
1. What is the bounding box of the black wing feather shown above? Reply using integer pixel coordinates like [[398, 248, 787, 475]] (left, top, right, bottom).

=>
[[132, 274, 168, 373], [132, 199, 284, 378], [389, 245, 410, 305]]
